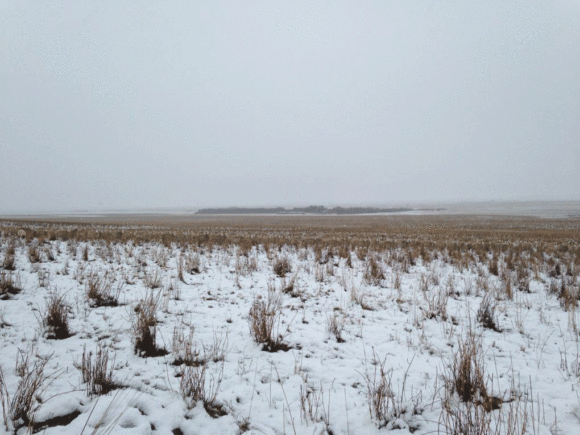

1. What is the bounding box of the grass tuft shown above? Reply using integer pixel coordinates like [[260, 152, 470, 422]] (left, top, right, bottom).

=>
[[81, 344, 118, 397], [273, 256, 291, 277], [131, 291, 167, 357], [42, 291, 72, 340]]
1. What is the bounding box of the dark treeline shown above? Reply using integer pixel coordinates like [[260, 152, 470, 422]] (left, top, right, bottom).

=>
[[195, 206, 414, 215]]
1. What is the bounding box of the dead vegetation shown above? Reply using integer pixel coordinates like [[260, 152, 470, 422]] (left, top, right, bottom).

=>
[[85, 273, 121, 307], [440, 332, 527, 435], [0, 214, 577, 433], [299, 381, 331, 427], [131, 290, 167, 357], [477, 293, 500, 332], [81, 344, 118, 397], [445, 333, 494, 409], [171, 325, 202, 366], [0, 350, 54, 433], [364, 255, 385, 286], [2, 243, 16, 270], [326, 312, 345, 343], [273, 255, 291, 277], [1, 215, 578, 275], [179, 363, 226, 417], [0, 271, 22, 299], [361, 350, 422, 431], [184, 251, 200, 274], [143, 266, 162, 289], [248, 289, 291, 352], [41, 291, 72, 340]]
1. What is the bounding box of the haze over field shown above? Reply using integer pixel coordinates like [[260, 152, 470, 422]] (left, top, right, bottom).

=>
[[1, 1, 579, 214]]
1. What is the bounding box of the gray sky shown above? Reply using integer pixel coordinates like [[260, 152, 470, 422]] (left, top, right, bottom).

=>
[[1, 1, 579, 213]]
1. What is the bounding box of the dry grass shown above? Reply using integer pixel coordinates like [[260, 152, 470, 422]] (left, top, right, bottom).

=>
[[0, 214, 576, 433], [27, 245, 41, 264], [446, 333, 491, 406], [550, 277, 579, 311], [424, 286, 448, 321], [280, 274, 300, 298], [1, 352, 54, 432], [177, 254, 185, 283], [42, 291, 72, 340], [171, 325, 202, 367], [184, 251, 200, 274], [299, 380, 330, 427], [85, 273, 121, 307], [248, 297, 278, 349], [364, 255, 385, 286], [81, 344, 118, 397], [477, 293, 500, 332], [2, 243, 16, 271], [440, 333, 528, 434], [0, 365, 8, 431], [326, 312, 345, 343], [179, 363, 225, 417], [248, 289, 291, 352], [143, 267, 162, 289], [1, 215, 578, 275], [361, 350, 422, 430], [273, 255, 291, 277], [0, 271, 22, 300], [131, 290, 167, 357]]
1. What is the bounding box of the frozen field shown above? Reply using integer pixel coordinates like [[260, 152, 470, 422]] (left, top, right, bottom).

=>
[[0, 218, 579, 434]]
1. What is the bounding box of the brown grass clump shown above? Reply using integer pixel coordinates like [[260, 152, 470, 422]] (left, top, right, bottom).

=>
[[424, 286, 448, 321], [1, 352, 53, 432], [131, 291, 167, 357], [503, 277, 513, 300], [440, 333, 528, 435], [558, 281, 577, 311], [179, 363, 226, 417], [280, 275, 300, 298], [81, 344, 118, 397], [0, 365, 8, 429], [273, 256, 291, 277], [42, 291, 72, 340], [450, 336, 488, 405], [184, 251, 200, 274], [248, 298, 277, 350], [144, 267, 162, 289], [2, 243, 16, 271], [477, 293, 500, 332], [1, 214, 578, 265], [171, 326, 203, 367], [0, 271, 22, 300], [85, 273, 121, 307], [337, 244, 350, 260], [327, 312, 345, 343], [488, 259, 499, 276], [364, 255, 385, 286], [177, 255, 186, 283], [361, 350, 422, 430], [248, 291, 290, 352], [444, 332, 502, 412], [27, 245, 41, 264]]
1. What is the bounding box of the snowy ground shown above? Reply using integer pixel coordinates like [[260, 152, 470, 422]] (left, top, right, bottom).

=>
[[1, 235, 579, 434]]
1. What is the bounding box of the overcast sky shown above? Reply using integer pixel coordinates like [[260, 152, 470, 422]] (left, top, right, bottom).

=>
[[1, 1, 579, 213]]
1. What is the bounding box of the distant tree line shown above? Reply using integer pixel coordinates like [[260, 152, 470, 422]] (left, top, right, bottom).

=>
[[195, 206, 414, 215]]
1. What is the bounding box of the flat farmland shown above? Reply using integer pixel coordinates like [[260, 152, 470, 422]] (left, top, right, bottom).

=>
[[0, 214, 579, 434]]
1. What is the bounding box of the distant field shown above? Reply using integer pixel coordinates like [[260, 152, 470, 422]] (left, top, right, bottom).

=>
[[0, 210, 579, 434], [1, 212, 579, 254]]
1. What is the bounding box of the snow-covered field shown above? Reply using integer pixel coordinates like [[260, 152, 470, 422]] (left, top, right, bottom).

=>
[[0, 226, 579, 434]]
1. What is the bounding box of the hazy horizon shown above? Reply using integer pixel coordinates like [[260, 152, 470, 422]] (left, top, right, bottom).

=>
[[4, 200, 580, 222], [2, 1, 579, 214]]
